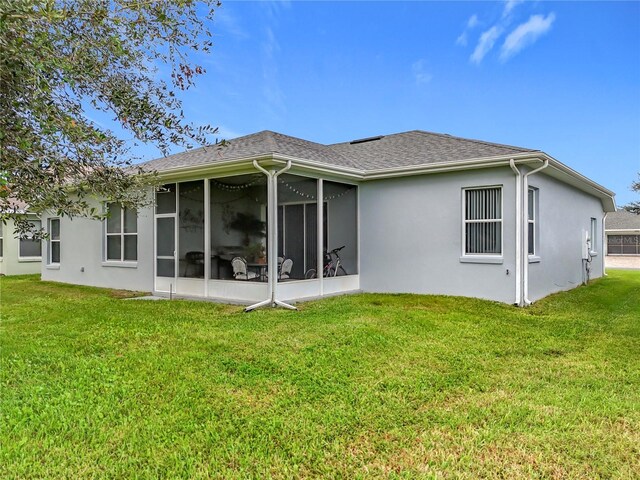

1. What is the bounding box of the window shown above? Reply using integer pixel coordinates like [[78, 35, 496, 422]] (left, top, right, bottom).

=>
[[528, 188, 537, 255], [48, 218, 60, 264], [607, 235, 640, 255], [463, 187, 502, 255], [105, 203, 137, 262], [0, 222, 3, 258], [19, 219, 42, 258], [590, 217, 597, 253]]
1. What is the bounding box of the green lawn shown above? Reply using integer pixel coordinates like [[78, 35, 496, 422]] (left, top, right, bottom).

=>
[[1, 272, 639, 479]]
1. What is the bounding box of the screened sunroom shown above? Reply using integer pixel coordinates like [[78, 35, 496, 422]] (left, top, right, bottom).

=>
[[153, 165, 359, 305]]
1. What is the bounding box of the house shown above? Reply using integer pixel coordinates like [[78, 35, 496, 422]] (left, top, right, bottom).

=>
[[40, 130, 615, 308], [605, 210, 640, 269], [0, 201, 43, 276]]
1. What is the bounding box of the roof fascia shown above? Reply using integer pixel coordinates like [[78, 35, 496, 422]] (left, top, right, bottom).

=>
[[360, 152, 615, 211], [153, 152, 535, 183], [359, 152, 540, 179], [271, 154, 363, 180], [155, 153, 365, 183], [154, 154, 280, 182], [150, 150, 616, 211], [538, 153, 616, 211]]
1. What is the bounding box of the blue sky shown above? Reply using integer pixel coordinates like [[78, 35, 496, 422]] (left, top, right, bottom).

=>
[[134, 1, 640, 205]]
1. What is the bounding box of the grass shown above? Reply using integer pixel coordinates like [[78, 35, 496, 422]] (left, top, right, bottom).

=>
[[1, 272, 639, 479]]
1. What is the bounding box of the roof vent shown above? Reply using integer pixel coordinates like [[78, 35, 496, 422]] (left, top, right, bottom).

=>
[[350, 135, 384, 145]]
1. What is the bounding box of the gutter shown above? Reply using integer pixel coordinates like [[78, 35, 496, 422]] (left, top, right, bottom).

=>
[[150, 152, 615, 211], [542, 155, 615, 198], [603, 211, 608, 276], [154, 153, 363, 181], [361, 152, 542, 179], [153, 152, 540, 182]]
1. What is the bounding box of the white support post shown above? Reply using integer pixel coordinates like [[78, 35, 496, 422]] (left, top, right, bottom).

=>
[[271, 164, 296, 310], [174, 183, 180, 283], [245, 160, 296, 312], [318, 179, 324, 296], [268, 169, 276, 305], [203, 179, 210, 297]]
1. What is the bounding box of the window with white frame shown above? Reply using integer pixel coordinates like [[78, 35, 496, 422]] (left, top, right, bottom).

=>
[[105, 203, 137, 262], [590, 217, 597, 253], [464, 186, 502, 255], [19, 219, 42, 258], [48, 218, 60, 264], [0, 222, 3, 258], [528, 188, 537, 255]]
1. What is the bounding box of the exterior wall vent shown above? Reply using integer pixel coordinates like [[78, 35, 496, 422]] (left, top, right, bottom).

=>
[[350, 135, 384, 145]]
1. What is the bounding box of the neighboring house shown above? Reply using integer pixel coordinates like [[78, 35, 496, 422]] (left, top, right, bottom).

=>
[[0, 204, 43, 276], [605, 210, 640, 269], [40, 130, 615, 307]]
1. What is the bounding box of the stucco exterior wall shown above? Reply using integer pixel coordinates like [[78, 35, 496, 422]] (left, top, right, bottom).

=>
[[40, 199, 154, 292], [526, 172, 605, 302], [36, 166, 609, 304], [359, 167, 518, 304], [0, 218, 43, 276]]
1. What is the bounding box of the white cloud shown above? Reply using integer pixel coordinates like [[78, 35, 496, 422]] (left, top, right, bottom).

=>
[[262, 27, 285, 114], [257, 3, 290, 118], [502, 0, 524, 19], [214, 8, 249, 39], [500, 13, 556, 61], [216, 126, 244, 140], [262, 0, 291, 21], [470, 26, 502, 64], [456, 14, 479, 46], [412, 60, 433, 85]]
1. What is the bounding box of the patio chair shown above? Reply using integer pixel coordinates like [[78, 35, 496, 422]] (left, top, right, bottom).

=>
[[183, 251, 205, 277], [279, 258, 293, 280], [231, 257, 258, 281]]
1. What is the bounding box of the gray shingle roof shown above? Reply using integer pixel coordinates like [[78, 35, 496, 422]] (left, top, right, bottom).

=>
[[138, 130, 357, 171], [329, 130, 535, 170], [138, 129, 537, 173], [605, 210, 640, 230], [0, 198, 30, 214]]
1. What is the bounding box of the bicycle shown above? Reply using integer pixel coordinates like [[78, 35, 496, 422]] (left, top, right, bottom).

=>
[[304, 246, 347, 279]]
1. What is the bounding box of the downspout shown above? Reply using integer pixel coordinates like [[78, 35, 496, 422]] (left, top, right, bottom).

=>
[[602, 211, 608, 276], [522, 159, 549, 305], [509, 159, 522, 306], [245, 160, 297, 312]]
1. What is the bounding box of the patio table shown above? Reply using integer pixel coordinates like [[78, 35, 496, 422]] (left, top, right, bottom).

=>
[[246, 262, 268, 281]]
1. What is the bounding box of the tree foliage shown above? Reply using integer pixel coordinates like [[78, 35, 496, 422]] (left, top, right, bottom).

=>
[[623, 173, 640, 214], [0, 0, 220, 236]]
